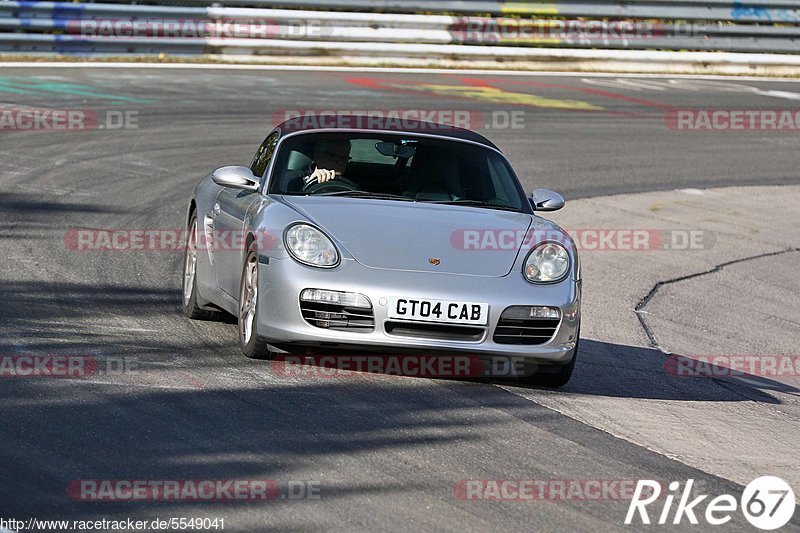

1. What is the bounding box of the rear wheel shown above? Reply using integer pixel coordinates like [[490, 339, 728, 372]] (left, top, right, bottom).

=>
[[238, 243, 276, 360], [519, 335, 579, 388], [182, 213, 219, 320]]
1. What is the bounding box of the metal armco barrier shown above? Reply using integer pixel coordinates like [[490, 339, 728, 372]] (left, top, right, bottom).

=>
[[46, 0, 800, 23], [0, 1, 798, 61]]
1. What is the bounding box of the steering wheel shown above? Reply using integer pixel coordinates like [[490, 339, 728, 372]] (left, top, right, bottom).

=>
[[302, 176, 360, 194]]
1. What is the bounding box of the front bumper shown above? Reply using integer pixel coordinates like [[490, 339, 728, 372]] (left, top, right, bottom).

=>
[[257, 257, 580, 364]]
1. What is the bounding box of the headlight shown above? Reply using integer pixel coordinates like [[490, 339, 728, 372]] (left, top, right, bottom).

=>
[[284, 223, 339, 268], [523, 242, 570, 283]]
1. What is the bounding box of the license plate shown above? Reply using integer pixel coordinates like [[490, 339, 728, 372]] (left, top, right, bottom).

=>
[[388, 297, 488, 326]]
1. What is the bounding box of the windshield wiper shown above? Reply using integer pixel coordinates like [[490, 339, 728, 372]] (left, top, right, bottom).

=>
[[424, 199, 520, 212], [316, 191, 416, 201]]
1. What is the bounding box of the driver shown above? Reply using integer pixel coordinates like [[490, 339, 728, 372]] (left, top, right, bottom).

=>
[[286, 140, 352, 191]]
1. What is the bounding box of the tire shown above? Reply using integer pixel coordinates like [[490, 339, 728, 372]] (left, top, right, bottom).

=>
[[519, 335, 579, 388], [238, 243, 276, 360], [182, 213, 220, 321]]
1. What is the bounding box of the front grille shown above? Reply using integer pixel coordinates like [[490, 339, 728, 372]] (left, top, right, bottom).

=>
[[384, 321, 485, 341], [300, 301, 375, 331], [493, 312, 560, 345]]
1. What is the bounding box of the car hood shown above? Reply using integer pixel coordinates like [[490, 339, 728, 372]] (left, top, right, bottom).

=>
[[282, 196, 539, 277]]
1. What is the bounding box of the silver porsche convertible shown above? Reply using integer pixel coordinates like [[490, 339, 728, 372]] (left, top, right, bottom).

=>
[[182, 118, 581, 386]]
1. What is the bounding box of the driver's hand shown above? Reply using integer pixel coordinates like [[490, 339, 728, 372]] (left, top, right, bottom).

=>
[[304, 168, 337, 186]]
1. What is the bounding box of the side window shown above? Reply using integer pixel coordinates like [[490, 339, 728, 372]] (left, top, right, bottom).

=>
[[486, 157, 508, 202], [485, 156, 522, 209], [249, 132, 280, 178]]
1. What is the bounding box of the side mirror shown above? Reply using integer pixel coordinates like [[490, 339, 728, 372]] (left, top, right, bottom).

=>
[[529, 188, 565, 212], [212, 166, 259, 192]]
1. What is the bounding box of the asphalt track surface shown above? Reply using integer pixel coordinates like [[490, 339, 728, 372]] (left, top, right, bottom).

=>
[[1, 66, 800, 531]]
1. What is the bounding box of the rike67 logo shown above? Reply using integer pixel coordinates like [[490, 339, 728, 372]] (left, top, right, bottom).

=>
[[625, 476, 795, 530]]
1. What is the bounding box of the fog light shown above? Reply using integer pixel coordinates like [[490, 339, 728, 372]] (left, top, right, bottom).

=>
[[300, 289, 371, 308], [530, 306, 560, 319], [500, 306, 560, 320]]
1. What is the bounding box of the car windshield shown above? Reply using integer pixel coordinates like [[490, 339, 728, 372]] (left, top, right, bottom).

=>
[[268, 132, 527, 211]]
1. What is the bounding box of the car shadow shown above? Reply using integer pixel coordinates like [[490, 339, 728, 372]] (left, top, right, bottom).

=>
[[285, 337, 794, 405], [513, 338, 797, 404]]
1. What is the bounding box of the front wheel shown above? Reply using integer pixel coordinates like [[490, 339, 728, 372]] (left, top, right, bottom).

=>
[[519, 335, 579, 388], [238, 243, 276, 360]]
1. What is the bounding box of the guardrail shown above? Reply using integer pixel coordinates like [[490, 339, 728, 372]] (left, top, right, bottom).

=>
[[33, 0, 800, 23], [0, 1, 798, 66]]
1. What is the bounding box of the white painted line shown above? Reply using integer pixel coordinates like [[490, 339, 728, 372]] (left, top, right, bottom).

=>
[[0, 61, 799, 82], [758, 89, 800, 100]]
